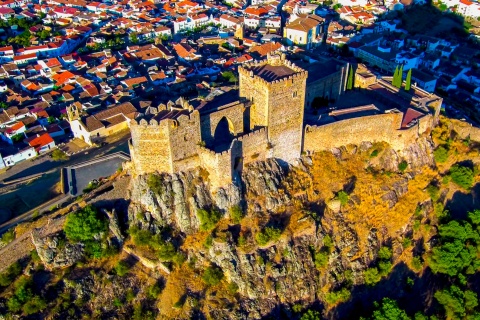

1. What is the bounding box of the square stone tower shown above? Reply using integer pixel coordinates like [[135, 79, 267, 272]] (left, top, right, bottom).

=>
[[239, 53, 308, 163]]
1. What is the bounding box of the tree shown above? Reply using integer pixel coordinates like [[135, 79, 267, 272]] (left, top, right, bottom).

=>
[[393, 66, 399, 87], [428, 220, 480, 276], [398, 64, 404, 88], [435, 285, 478, 319], [129, 32, 139, 44], [64, 205, 108, 242], [433, 146, 449, 163], [301, 309, 321, 320], [51, 149, 68, 161], [450, 164, 474, 190], [347, 65, 354, 90], [372, 298, 410, 320], [197, 208, 222, 231], [202, 265, 224, 286], [405, 68, 412, 91]]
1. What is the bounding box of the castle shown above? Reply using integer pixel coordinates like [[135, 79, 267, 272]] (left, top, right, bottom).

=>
[[129, 53, 443, 189]]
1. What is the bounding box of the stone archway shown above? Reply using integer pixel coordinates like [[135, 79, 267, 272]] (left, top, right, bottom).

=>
[[214, 116, 235, 149]]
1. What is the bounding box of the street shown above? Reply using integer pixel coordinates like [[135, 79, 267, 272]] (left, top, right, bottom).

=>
[[0, 133, 131, 228]]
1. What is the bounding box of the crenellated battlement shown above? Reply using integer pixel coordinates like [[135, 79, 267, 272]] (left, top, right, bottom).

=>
[[236, 127, 267, 141]]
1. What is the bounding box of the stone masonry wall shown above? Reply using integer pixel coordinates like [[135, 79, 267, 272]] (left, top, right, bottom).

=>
[[304, 113, 408, 152], [130, 120, 173, 174], [200, 101, 246, 146], [169, 111, 201, 166], [268, 74, 307, 163], [239, 67, 269, 129], [237, 127, 270, 165], [199, 141, 242, 190]]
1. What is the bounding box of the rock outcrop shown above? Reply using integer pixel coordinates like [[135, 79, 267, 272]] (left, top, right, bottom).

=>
[[125, 138, 436, 318]]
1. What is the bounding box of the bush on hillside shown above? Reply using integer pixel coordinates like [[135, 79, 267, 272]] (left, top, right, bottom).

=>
[[202, 265, 224, 286], [197, 208, 222, 231], [434, 146, 449, 163], [450, 164, 474, 190], [255, 226, 282, 246], [64, 205, 108, 242]]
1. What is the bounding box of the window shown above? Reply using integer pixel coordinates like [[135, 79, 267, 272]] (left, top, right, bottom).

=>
[[97, 132, 100, 137], [293, 91, 297, 97]]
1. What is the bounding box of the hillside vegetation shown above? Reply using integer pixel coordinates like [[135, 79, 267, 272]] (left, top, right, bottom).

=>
[[0, 117, 479, 319]]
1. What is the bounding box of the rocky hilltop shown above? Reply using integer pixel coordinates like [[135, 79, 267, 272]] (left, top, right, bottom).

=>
[[1, 118, 480, 319]]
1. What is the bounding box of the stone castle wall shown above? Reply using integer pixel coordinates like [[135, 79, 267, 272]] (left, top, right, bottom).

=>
[[169, 111, 202, 166], [237, 127, 270, 165], [239, 67, 270, 129], [130, 119, 173, 174], [130, 111, 202, 175], [199, 142, 242, 190], [267, 74, 307, 163], [304, 113, 410, 152], [200, 101, 246, 146]]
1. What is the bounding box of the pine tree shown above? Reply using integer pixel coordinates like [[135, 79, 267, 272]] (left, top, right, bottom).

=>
[[405, 68, 412, 91], [393, 66, 399, 87], [398, 64, 404, 88], [347, 65, 354, 90]]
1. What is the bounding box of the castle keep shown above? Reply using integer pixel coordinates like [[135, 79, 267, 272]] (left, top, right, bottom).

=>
[[129, 54, 443, 190], [129, 53, 307, 189]]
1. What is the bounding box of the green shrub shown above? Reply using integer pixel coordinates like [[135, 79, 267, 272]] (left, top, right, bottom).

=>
[[435, 285, 478, 319], [237, 235, 246, 247], [255, 226, 282, 246], [114, 261, 130, 276], [51, 149, 68, 161], [434, 146, 449, 163], [364, 268, 381, 286], [64, 205, 108, 242], [412, 257, 423, 271], [0, 229, 15, 245], [450, 164, 474, 190], [314, 251, 329, 269], [427, 184, 440, 201], [202, 265, 224, 286], [468, 209, 480, 225], [23, 296, 47, 315], [323, 235, 333, 248], [229, 205, 244, 224], [370, 149, 379, 158], [197, 208, 222, 231], [378, 247, 392, 260], [398, 160, 408, 172], [147, 283, 163, 299], [402, 238, 412, 249], [0, 262, 22, 287], [378, 261, 392, 277], [204, 234, 213, 248], [325, 288, 351, 305], [227, 281, 239, 294], [147, 174, 164, 195], [372, 298, 410, 320], [301, 309, 321, 320], [337, 191, 349, 206], [157, 242, 177, 262]]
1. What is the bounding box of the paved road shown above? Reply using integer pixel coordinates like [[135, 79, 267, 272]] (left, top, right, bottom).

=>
[[0, 135, 130, 230], [0, 135, 130, 185]]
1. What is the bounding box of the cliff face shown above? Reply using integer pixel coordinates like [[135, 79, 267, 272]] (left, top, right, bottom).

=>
[[126, 138, 435, 318]]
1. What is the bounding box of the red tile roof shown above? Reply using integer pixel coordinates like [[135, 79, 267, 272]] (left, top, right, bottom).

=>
[[27, 133, 54, 150], [401, 108, 424, 128]]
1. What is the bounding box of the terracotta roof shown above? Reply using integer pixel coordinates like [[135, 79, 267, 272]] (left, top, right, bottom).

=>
[[52, 71, 75, 86], [122, 76, 148, 88], [6, 121, 25, 134], [27, 133, 54, 150], [249, 42, 282, 57], [401, 108, 425, 128]]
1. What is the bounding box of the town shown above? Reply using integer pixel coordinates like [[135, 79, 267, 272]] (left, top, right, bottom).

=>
[[0, 0, 477, 216]]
